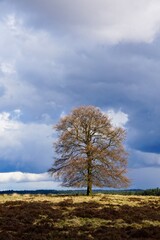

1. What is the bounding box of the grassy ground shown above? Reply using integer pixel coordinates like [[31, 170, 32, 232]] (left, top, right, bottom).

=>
[[0, 194, 159, 239]]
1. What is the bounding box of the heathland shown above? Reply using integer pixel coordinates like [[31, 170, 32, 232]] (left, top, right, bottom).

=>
[[0, 194, 159, 239]]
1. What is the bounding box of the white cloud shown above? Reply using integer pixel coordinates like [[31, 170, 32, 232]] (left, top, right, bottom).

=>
[[0, 111, 20, 132], [0, 172, 51, 183], [0, 110, 54, 172], [0, 62, 16, 75], [105, 109, 129, 127], [0, 172, 62, 190]]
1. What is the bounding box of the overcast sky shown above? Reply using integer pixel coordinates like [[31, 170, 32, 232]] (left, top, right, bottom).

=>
[[0, 0, 160, 190]]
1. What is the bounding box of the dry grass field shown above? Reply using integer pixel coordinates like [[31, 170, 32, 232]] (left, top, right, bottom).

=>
[[0, 194, 159, 240]]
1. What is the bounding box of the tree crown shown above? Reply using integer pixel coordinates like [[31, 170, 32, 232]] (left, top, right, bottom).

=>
[[49, 105, 130, 194]]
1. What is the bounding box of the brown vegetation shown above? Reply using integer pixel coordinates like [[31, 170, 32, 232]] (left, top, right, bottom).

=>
[[0, 194, 159, 239]]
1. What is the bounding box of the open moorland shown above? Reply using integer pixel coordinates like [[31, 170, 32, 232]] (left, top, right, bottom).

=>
[[0, 194, 159, 240]]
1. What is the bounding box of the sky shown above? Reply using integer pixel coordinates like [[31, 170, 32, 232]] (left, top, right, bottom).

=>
[[0, 0, 160, 190]]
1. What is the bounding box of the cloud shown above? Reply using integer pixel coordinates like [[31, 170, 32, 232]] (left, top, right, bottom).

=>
[[8, 0, 160, 44], [0, 110, 54, 173], [0, 12, 72, 120], [0, 171, 62, 191], [105, 109, 129, 127], [0, 172, 51, 183], [0, 62, 16, 75]]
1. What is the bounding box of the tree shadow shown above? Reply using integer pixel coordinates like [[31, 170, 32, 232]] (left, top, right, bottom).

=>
[[0, 198, 159, 239]]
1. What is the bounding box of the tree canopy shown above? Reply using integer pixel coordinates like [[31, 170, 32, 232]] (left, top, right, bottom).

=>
[[49, 106, 130, 195]]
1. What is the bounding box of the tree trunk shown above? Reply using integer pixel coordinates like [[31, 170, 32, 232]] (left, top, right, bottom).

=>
[[87, 181, 92, 196], [87, 160, 92, 196]]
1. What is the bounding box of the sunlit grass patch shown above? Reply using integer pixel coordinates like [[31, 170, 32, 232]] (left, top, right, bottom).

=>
[[54, 217, 112, 228]]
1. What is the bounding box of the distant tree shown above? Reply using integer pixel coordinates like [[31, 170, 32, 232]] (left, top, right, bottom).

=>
[[49, 106, 130, 195]]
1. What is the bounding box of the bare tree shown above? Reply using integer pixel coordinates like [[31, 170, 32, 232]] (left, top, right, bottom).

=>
[[49, 106, 130, 195]]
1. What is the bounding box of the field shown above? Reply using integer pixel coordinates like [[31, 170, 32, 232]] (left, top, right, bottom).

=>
[[0, 194, 159, 240]]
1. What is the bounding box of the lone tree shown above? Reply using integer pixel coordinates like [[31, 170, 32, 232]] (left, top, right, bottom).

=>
[[49, 106, 130, 195]]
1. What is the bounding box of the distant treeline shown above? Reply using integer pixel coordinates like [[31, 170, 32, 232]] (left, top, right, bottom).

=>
[[103, 188, 160, 196], [139, 188, 160, 196], [0, 188, 159, 196]]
